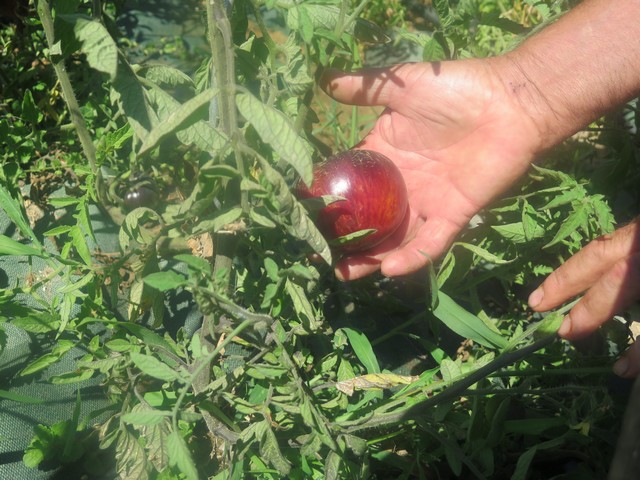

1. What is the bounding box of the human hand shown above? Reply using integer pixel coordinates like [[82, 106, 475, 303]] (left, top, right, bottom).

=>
[[321, 60, 543, 280], [527, 220, 640, 377]]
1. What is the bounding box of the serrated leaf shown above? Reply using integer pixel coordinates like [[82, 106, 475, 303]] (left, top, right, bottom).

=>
[[342, 328, 380, 374], [324, 450, 341, 480], [453, 242, 513, 264], [58, 272, 94, 294], [21, 89, 40, 124], [142, 64, 194, 87], [175, 254, 212, 275], [287, 5, 389, 44], [167, 431, 199, 480], [422, 36, 447, 61], [544, 206, 588, 248], [259, 159, 332, 263], [130, 352, 181, 382], [69, 225, 92, 265], [122, 410, 171, 426], [193, 207, 243, 234], [115, 428, 149, 480], [237, 92, 313, 185], [20, 340, 75, 376], [491, 222, 527, 244], [335, 372, 419, 396], [440, 358, 462, 382], [11, 312, 60, 333], [285, 278, 320, 331], [111, 64, 157, 141], [0, 184, 41, 247], [139, 88, 218, 156], [60, 15, 118, 78], [433, 291, 508, 349], [143, 271, 188, 291], [260, 426, 292, 475]]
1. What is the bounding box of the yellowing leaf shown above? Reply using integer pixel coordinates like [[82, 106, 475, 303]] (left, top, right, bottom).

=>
[[335, 373, 419, 396]]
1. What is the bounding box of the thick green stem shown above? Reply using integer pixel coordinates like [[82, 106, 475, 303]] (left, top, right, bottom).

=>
[[36, 0, 98, 175], [205, 0, 248, 282], [336, 334, 558, 434]]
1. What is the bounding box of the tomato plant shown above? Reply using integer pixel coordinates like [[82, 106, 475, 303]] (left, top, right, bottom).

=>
[[0, 1, 635, 479]]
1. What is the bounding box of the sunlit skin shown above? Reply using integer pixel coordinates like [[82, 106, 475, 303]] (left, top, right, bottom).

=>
[[321, 0, 640, 376], [296, 150, 408, 253]]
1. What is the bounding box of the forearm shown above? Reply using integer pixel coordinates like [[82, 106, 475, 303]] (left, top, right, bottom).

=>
[[493, 0, 640, 151]]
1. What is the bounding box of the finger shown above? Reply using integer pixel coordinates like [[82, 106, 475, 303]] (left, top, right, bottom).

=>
[[334, 255, 382, 281], [614, 341, 640, 378], [381, 216, 462, 277], [529, 220, 640, 312], [333, 206, 414, 281], [319, 65, 411, 108], [556, 252, 640, 340]]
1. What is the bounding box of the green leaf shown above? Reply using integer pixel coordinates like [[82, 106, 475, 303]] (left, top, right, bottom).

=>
[[58, 272, 94, 294], [422, 36, 447, 61], [491, 222, 527, 244], [260, 426, 292, 475], [20, 340, 75, 376], [433, 292, 508, 349], [175, 254, 212, 275], [193, 207, 243, 234], [122, 410, 171, 426], [544, 205, 588, 248], [11, 312, 59, 333], [130, 352, 181, 382], [145, 86, 228, 153], [21, 89, 40, 124], [142, 64, 194, 87], [0, 389, 45, 404], [287, 5, 389, 44], [534, 311, 564, 338], [331, 228, 376, 246], [342, 328, 380, 374], [236, 92, 313, 186], [69, 225, 92, 265], [453, 242, 514, 264], [143, 271, 188, 291], [285, 278, 320, 331], [324, 450, 341, 480], [0, 185, 41, 247], [0, 235, 44, 257], [139, 88, 218, 156], [61, 15, 118, 78], [167, 431, 199, 480], [440, 358, 462, 382], [259, 159, 332, 263]]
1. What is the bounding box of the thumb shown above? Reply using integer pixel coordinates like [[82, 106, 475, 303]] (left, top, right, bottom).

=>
[[319, 65, 409, 108]]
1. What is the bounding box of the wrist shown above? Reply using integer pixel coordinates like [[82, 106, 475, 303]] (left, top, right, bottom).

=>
[[490, 0, 640, 153]]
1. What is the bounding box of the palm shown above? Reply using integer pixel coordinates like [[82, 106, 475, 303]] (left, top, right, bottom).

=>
[[322, 61, 541, 279]]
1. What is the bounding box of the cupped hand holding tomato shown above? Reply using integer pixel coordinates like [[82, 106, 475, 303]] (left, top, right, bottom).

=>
[[320, 60, 542, 281], [321, 0, 640, 377]]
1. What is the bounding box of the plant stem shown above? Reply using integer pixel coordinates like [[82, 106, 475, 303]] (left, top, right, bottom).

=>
[[205, 0, 248, 282], [36, 0, 98, 175], [337, 334, 558, 434]]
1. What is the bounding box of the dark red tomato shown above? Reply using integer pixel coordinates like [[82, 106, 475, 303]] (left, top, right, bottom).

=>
[[123, 186, 159, 211], [295, 150, 408, 253]]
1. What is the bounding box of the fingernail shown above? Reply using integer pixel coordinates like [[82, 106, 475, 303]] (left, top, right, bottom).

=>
[[557, 315, 572, 337], [613, 358, 629, 377], [528, 287, 544, 308]]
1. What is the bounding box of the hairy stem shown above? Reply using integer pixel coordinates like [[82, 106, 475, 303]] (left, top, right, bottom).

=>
[[36, 0, 98, 175]]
